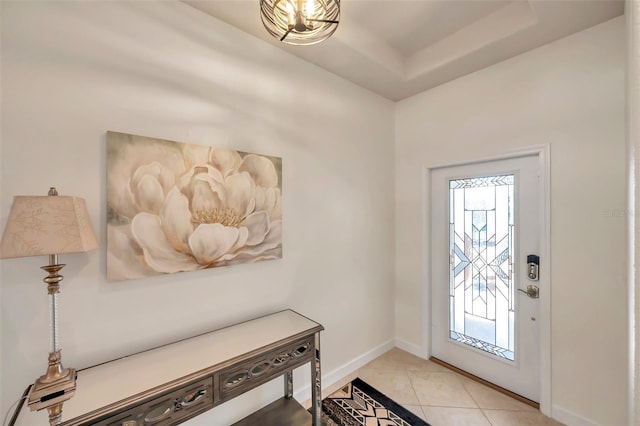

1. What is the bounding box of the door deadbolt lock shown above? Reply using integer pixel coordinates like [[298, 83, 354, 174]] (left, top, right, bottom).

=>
[[527, 254, 540, 281]]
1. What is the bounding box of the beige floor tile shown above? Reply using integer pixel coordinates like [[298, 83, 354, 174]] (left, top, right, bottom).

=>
[[407, 359, 453, 373], [348, 348, 561, 426], [357, 368, 420, 405], [421, 406, 491, 426], [362, 348, 432, 372], [402, 405, 427, 421], [462, 380, 537, 411], [482, 409, 565, 426], [408, 371, 477, 408]]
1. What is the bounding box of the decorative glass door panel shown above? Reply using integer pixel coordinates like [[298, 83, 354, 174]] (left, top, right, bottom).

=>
[[431, 155, 541, 402], [449, 175, 515, 361]]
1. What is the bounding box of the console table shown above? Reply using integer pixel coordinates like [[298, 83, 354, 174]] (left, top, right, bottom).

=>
[[10, 310, 323, 425]]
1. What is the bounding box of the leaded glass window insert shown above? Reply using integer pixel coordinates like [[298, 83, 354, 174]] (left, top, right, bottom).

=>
[[449, 174, 515, 361]]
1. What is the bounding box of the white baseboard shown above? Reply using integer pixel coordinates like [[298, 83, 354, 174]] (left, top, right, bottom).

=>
[[552, 405, 602, 426], [395, 338, 425, 359], [294, 338, 395, 404]]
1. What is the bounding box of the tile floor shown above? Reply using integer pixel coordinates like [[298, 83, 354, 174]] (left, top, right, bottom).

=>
[[342, 348, 564, 426]]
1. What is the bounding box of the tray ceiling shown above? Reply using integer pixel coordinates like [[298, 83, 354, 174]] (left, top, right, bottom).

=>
[[184, 0, 624, 101]]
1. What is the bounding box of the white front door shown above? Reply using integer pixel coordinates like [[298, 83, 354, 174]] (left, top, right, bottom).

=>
[[430, 155, 541, 402]]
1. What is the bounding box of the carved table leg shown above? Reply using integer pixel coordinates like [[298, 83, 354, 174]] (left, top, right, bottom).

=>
[[311, 332, 322, 426], [284, 370, 293, 399]]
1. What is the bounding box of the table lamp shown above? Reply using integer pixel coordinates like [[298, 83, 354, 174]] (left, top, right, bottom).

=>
[[0, 187, 98, 425]]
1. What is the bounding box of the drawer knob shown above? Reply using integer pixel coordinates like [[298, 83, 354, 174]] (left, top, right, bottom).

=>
[[175, 389, 206, 410]]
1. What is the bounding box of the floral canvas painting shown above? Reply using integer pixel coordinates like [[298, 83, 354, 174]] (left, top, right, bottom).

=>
[[106, 132, 282, 281]]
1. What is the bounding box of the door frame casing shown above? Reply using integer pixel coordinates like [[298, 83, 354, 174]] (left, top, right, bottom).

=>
[[421, 145, 551, 416]]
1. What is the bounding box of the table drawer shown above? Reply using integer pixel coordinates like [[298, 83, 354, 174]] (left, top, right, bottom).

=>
[[94, 377, 213, 426], [217, 336, 314, 403]]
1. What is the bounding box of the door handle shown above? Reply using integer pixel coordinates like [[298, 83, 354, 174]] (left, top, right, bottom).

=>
[[517, 284, 539, 299]]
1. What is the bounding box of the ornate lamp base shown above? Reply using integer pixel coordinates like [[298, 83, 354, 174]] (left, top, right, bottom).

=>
[[26, 256, 77, 423], [28, 350, 76, 412]]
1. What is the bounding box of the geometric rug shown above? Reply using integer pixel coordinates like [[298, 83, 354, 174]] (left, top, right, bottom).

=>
[[321, 378, 431, 426]]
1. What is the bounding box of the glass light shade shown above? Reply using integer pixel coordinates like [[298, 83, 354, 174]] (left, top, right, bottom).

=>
[[0, 193, 98, 258], [260, 0, 340, 45]]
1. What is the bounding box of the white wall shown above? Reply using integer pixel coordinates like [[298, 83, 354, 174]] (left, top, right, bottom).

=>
[[628, 0, 640, 424], [0, 1, 395, 423], [395, 17, 627, 426]]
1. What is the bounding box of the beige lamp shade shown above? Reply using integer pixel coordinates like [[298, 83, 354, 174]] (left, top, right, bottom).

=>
[[0, 193, 98, 259]]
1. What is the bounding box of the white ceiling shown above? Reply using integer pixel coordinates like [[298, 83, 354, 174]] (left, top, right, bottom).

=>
[[184, 0, 624, 101]]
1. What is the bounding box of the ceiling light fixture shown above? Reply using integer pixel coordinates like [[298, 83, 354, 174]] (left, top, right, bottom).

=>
[[260, 0, 340, 45]]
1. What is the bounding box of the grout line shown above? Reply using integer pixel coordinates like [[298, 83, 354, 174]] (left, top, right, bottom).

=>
[[454, 370, 484, 411], [405, 367, 426, 408], [429, 357, 540, 409], [420, 405, 497, 426], [479, 407, 495, 425], [406, 368, 481, 410], [415, 405, 427, 422]]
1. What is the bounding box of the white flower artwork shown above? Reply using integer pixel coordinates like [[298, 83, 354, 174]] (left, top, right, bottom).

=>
[[106, 132, 282, 281]]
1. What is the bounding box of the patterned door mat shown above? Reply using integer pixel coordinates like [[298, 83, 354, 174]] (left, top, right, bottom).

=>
[[321, 378, 431, 426]]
